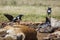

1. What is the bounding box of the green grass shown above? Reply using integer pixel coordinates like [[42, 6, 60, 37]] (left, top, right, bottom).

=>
[[0, 6, 60, 22], [0, 13, 46, 22]]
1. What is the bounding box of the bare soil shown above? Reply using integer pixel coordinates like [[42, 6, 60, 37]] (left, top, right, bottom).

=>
[[37, 32, 50, 40]]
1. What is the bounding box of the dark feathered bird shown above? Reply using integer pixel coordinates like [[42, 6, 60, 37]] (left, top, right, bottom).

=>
[[47, 7, 52, 15], [37, 17, 51, 32], [40, 17, 51, 27], [4, 14, 23, 22], [13, 14, 23, 22]]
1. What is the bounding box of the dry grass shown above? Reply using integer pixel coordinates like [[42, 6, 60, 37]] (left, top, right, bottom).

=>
[[0, 6, 60, 22], [0, 0, 60, 7]]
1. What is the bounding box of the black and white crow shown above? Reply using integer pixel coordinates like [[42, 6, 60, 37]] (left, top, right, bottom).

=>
[[40, 17, 51, 28], [13, 15, 23, 22], [37, 17, 51, 32], [4, 14, 23, 22], [47, 7, 52, 15]]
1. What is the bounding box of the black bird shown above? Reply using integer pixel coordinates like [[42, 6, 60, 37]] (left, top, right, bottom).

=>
[[4, 14, 23, 22], [47, 7, 52, 15], [40, 17, 51, 27], [37, 17, 51, 32], [13, 14, 23, 22]]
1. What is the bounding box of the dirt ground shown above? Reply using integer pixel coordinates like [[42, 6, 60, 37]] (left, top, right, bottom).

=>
[[37, 32, 50, 40]]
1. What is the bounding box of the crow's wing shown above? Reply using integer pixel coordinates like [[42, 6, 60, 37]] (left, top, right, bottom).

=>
[[16, 14, 23, 20], [4, 14, 14, 21]]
